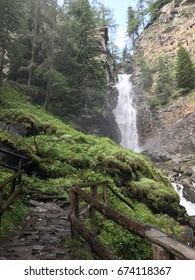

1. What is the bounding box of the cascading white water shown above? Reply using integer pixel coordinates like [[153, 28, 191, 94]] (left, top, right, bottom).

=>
[[113, 74, 139, 152], [172, 183, 195, 216]]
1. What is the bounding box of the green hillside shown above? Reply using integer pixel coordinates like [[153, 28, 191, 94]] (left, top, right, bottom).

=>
[[0, 85, 189, 259]]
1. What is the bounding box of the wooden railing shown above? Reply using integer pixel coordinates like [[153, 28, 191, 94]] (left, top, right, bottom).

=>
[[0, 170, 24, 217], [0, 148, 27, 217], [0, 148, 27, 171], [69, 181, 195, 260]]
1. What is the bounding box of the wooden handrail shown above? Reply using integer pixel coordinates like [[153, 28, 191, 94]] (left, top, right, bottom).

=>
[[72, 181, 108, 188], [0, 170, 24, 190], [0, 148, 27, 159], [69, 183, 195, 260], [0, 148, 28, 172]]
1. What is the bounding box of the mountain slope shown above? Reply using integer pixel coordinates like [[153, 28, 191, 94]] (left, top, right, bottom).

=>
[[0, 85, 192, 259]]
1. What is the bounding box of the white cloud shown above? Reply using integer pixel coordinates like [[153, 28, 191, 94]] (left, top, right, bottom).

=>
[[114, 27, 128, 50]]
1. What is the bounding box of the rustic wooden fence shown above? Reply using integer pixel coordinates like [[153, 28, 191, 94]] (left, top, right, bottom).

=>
[[0, 148, 27, 217], [69, 181, 195, 260]]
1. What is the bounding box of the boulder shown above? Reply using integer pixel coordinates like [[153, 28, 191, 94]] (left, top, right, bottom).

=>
[[182, 179, 195, 203]]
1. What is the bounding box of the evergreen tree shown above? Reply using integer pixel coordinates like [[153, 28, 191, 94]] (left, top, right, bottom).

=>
[[137, 55, 153, 90], [0, 0, 23, 86], [65, 0, 106, 112], [91, 0, 117, 32], [146, 0, 172, 27], [155, 55, 173, 104], [127, 7, 140, 50], [27, 0, 42, 88], [137, 0, 148, 30], [176, 45, 195, 89]]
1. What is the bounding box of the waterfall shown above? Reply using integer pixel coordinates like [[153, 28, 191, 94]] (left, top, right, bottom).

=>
[[113, 74, 139, 152]]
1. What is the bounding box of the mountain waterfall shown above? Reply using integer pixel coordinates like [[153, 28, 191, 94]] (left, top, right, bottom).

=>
[[113, 74, 139, 152]]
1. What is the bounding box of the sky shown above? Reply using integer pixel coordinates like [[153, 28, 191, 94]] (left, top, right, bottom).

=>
[[58, 0, 138, 50]]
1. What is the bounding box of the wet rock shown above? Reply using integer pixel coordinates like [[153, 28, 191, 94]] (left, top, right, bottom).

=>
[[182, 179, 195, 203]]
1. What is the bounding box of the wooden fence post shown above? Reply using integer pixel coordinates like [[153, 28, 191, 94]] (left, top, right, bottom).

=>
[[103, 182, 108, 204], [0, 187, 3, 208], [152, 244, 174, 260], [89, 185, 97, 223], [70, 188, 80, 240]]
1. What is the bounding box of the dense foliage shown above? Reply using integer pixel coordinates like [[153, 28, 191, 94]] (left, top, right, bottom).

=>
[[0, 0, 116, 122]]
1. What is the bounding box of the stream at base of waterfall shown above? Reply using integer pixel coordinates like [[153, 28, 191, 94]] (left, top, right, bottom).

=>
[[172, 183, 195, 216]]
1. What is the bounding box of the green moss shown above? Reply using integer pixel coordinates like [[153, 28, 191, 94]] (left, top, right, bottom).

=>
[[0, 86, 187, 259], [99, 219, 152, 260], [129, 178, 179, 214], [64, 239, 94, 260]]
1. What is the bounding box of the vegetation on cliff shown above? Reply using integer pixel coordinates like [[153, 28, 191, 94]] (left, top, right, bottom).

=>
[[0, 86, 189, 259], [132, 1, 195, 109], [136, 47, 195, 108]]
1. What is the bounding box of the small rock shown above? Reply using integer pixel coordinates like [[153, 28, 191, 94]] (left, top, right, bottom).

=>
[[32, 245, 44, 252]]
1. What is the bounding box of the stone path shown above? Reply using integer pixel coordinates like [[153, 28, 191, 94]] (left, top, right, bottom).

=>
[[0, 200, 72, 260]]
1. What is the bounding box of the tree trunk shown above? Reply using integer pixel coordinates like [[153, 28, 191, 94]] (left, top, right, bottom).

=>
[[43, 1, 57, 111], [0, 48, 5, 86], [28, 0, 41, 88]]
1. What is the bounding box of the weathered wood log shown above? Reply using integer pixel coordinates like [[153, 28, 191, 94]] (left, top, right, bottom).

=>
[[70, 189, 80, 240], [0, 148, 27, 159], [107, 185, 134, 210], [32, 195, 67, 201], [90, 185, 97, 222], [0, 148, 28, 172], [72, 181, 108, 188], [103, 183, 108, 204], [68, 214, 118, 260], [0, 170, 24, 190], [72, 186, 195, 260], [1, 185, 23, 213], [26, 188, 58, 195], [145, 227, 195, 260], [152, 244, 174, 260], [26, 189, 66, 201]]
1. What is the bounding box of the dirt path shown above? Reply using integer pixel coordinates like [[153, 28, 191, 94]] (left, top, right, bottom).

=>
[[0, 200, 72, 260]]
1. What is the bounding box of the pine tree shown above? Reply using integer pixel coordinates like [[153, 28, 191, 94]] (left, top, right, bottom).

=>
[[155, 55, 173, 104], [65, 0, 106, 112], [91, 0, 117, 32], [137, 55, 153, 90], [127, 7, 140, 50], [0, 0, 23, 86], [176, 45, 195, 89]]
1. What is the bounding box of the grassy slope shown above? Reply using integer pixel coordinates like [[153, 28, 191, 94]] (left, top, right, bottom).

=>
[[0, 86, 188, 259]]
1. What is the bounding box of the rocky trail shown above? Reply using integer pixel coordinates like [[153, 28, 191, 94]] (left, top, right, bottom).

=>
[[0, 200, 73, 260]]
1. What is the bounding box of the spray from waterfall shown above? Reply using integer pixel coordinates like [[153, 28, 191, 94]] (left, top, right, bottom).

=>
[[113, 74, 139, 152]]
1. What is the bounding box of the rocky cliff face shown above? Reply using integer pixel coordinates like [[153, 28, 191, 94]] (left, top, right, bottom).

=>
[[135, 0, 195, 67], [137, 91, 195, 160], [134, 0, 195, 160]]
